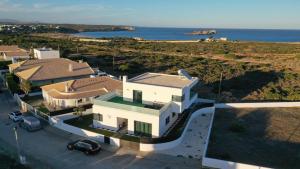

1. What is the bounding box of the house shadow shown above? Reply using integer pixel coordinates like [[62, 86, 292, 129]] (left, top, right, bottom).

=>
[[207, 108, 300, 169]]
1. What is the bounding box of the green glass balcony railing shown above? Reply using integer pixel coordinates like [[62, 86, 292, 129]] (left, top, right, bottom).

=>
[[94, 92, 171, 116]]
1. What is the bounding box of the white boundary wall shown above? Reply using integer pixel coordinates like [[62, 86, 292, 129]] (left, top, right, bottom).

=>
[[140, 106, 215, 151], [215, 102, 300, 109], [203, 101, 300, 169], [50, 117, 120, 147], [202, 158, 272, 169]]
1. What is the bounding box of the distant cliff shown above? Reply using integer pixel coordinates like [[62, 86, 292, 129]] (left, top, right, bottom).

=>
[[57, 24, 135, 32]]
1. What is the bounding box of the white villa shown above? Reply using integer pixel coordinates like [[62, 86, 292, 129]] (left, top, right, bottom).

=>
[[92, 70, 199, 138]]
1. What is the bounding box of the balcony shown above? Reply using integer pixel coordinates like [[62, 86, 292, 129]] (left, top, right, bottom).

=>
[[93, 92, 172, 116]]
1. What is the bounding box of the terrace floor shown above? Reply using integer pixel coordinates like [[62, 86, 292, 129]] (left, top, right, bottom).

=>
[[108, 96, 163, 110]]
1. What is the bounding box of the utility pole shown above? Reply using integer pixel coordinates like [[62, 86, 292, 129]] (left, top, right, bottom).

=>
[[218, 71, 223, 102], [13, 126, 26, 165]]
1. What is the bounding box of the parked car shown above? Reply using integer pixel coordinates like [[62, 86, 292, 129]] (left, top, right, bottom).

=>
[[8, 111, 23, 122], [67, 139, 101, 155], [19, 116, 42, 132]]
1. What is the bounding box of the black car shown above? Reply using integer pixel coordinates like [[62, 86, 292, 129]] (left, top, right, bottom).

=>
[[67, 139, 101, 155]]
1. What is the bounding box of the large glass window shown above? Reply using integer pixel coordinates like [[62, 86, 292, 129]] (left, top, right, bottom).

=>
[[134, 121, 152, 137], [93, 113, 103, 122], [172, 94, 185, 102]]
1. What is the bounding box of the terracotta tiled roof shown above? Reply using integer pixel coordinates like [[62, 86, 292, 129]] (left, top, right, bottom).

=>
[[15, 66, 41, 80], [9, 58, 94, 81], [4, 51, 29, 57], [41, 76, 122, 99], [0, 45, 19, 52]]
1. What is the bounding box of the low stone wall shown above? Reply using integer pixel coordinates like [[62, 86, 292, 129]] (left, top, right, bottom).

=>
[[139, 106, 215, 151], [215, 102, 300, 109]]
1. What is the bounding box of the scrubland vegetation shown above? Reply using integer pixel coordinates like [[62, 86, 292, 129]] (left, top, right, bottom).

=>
[[1, 34, 299, 102]]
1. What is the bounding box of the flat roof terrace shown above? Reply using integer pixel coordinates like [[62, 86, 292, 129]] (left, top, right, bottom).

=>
[[128, 72, 198, 88]]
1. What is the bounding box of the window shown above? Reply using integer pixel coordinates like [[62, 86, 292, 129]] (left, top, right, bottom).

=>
[[165, 116, 170, 125], [172, 94, 185, 102], [93, 113, 103, 122], [78, 99, 83, 103], [134, 121, 152, 137], [172, 112, 176, 118]]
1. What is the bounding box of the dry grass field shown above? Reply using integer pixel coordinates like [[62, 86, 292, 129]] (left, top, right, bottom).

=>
[[207, 108, 300, 169]]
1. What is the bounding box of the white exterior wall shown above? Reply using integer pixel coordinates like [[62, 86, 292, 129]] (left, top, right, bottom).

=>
[[93, 105, 161, 137], [3, 53, 30, 61], [158, 103, 178, 136], [140, 106, 215, 151], [42, 90, 92, 108], [34, 49, 60, 59], [123, 78, 198, 113]]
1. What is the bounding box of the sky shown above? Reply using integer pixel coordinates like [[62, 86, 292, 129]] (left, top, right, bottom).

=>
[[0, 0, 300, 29]]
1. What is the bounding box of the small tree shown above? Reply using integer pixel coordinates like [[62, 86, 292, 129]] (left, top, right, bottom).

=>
[[73, 106, 85, 120], [19, 80, 31, 96], [119, 63, 129, 72]]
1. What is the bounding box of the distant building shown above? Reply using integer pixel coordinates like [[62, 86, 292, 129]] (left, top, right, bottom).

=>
[[41, 76, 122, 109], [8, 58, 95, 87], [219, 37, 228, 42], [34, 48, 60, 60], [0, 45, 30, 61]]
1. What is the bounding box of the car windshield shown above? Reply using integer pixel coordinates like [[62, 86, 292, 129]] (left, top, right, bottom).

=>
[[82, 140, 98, 149]]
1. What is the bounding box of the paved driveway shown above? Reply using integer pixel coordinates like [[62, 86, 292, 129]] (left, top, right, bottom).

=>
[[0, 87, 202, 169], [157, 113, 212, 159]]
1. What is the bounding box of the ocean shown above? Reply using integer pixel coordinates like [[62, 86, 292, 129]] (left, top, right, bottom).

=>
[[74, 27, 300, 42]]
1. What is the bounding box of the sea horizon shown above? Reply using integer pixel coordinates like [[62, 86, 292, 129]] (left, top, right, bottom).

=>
[[74, 27, 300, 42]]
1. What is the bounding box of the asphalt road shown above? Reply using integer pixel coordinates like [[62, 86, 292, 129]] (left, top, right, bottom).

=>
[[0, 84, 202, 169]]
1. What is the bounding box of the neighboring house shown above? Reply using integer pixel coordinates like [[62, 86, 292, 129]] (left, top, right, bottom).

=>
[[41, 76, 122, 109], [8, 58, 95, 87], [34, 48, 60, 59], [0, 45, 29, 60], [3, 51, 30, 60], [93, 70, 199, 138]]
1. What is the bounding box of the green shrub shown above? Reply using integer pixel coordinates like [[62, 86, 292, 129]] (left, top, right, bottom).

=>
[[0, 60, 12, 69], [5, 73, 19, 93]]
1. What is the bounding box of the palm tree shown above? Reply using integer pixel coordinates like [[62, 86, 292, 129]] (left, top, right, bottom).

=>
[[19, 80, 31, 97]]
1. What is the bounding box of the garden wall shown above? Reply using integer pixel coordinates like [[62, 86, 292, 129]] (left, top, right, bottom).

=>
[[50, 117, 120, 147], [215, 102, 300, 109]]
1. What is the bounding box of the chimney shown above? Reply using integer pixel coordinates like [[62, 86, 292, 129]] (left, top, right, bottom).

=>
[[65, 82, 69, 92], [123, 76, 127, 83], [69, 64, 73, 72]]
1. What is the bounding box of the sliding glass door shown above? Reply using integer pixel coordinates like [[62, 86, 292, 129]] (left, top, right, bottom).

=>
[[134, 121, 152, 137]]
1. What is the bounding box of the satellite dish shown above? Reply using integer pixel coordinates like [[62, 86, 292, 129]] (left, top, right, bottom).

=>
[[178, 69, 192, 80]]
